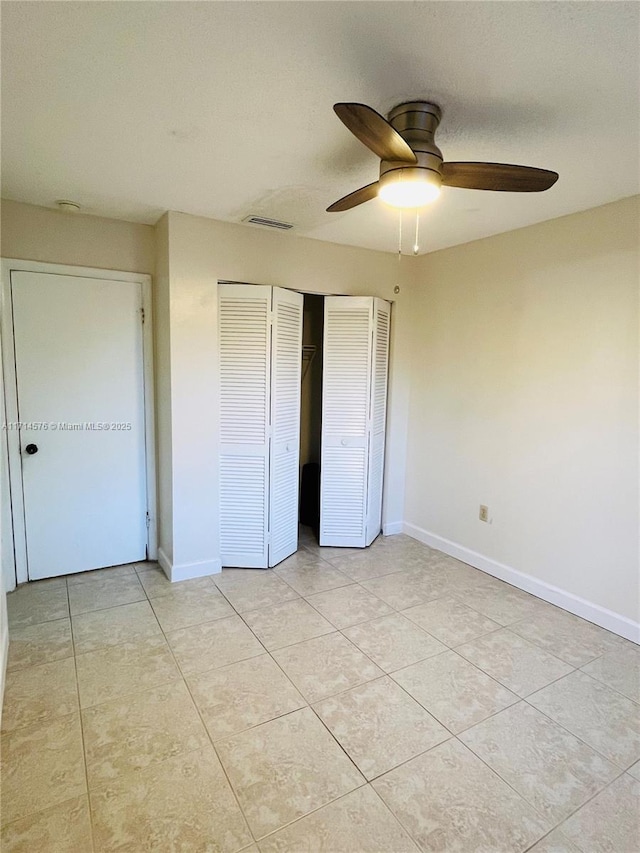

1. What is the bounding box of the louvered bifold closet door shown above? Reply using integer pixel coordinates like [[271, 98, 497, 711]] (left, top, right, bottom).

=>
[[365, 299, 391, 544], [268, 287, 304, 566], [320, 297, 374, 547], [219, 284, 272, 567]]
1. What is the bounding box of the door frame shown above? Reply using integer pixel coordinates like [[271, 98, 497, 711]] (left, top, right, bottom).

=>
[[0, 259, 157, 589]]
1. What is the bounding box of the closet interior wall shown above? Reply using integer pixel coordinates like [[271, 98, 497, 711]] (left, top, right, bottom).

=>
[[299, 294, 323, 541], [300, 294, 323, 470]]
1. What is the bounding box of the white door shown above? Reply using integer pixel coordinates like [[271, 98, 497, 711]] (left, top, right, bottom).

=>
[[219, 284, 272, 568], [11, 271, 148, 580], [269, 287, 304, 566], [218, 284, 303, 568], [320, 296, 373, 547], [320, 296, 390, 547], [365, 299, 391, 545]]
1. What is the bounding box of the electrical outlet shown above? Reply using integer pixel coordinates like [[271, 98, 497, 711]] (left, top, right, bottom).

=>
[[479, 505, 489, 523]]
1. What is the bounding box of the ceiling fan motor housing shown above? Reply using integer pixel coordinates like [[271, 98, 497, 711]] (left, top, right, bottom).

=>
[[379, 101, 444, 191]]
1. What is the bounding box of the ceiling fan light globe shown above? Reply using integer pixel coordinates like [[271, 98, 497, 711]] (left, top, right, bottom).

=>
[[378, 169, 441, 209]]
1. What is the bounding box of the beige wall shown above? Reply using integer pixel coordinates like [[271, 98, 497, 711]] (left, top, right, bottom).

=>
[[3, 195, 637, 636], [405, 196, 639, 626], [153, 214, 173, 563], [157, 211, 413, 575], [1, 200, 155, 274]]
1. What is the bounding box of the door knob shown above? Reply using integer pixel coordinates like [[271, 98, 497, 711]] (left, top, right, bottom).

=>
[[25, 443, 38, 455]]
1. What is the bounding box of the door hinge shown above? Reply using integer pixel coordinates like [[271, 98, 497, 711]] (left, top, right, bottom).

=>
[[140, 307, 145, 324], [146, 512, 151, 529]]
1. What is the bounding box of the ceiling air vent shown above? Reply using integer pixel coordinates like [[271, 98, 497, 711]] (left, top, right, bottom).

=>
[[242, 215, 294, 231]]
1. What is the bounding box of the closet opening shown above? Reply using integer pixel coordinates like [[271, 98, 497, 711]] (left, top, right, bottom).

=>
[[298, 294, 324, 545]]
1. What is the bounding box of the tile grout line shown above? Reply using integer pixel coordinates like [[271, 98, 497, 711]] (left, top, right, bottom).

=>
[[1, 578, 94, 847], [573, 661, 640, 707], [453, 712, 631, 842], [521, 826, 580, 853], [71, 653, 97, 851], [4, 550, 638, 850], [252, 780, 424, 851], [257, 582, 471, 807], [150, 584, 262, 848], [367, 732, 554, 852], [181, 560, 637, 775], [521, 691, 640, 771], [251, 780, 372, 846], [218, 556, 376, 835], [387, 663, 520, 739], [523, 766, 631, 852], [66, 575, 100, 853], [84, 567, 261, 848], [169, 566, 384, 845], [174, 568, 636, 848], [214, 557, 638, 849], [392, 611, 640, 800], [79, 568, 164, 851]]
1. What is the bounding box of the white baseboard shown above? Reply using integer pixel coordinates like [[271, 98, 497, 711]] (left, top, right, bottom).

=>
[[383, 521, 404, 536], [157, 547, 221, 582], [404, 522, 640, 645]]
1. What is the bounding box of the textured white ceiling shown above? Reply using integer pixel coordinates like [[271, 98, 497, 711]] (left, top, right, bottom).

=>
[[2, 2, 638, 254]]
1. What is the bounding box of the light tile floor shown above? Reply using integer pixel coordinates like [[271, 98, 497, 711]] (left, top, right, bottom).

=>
[[2, 531, 639, 852]]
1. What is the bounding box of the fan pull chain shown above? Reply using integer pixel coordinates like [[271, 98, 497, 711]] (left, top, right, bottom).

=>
[[413, 211, 420, 255], [394, 210, 403, 294]]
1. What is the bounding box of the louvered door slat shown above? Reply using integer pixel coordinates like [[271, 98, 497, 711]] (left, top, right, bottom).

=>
[[269, 288, 304, 566], [219, 284, 271, 567]]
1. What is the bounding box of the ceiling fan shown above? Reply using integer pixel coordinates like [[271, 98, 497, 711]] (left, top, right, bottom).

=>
[[327, 101, 558, 212]]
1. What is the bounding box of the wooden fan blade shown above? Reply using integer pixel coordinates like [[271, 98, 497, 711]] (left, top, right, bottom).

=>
[[327, 182, 379, 212], [334, 103, 417, 164], [442, 162, 559, 192]]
